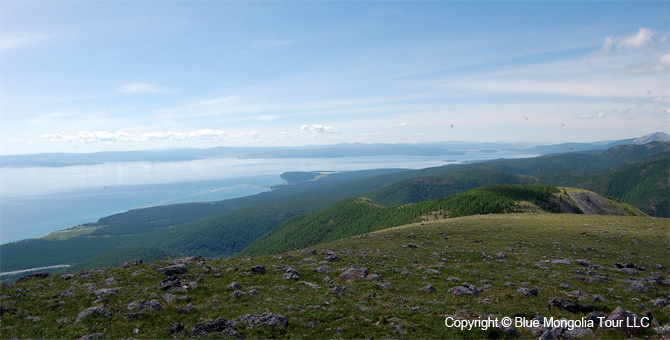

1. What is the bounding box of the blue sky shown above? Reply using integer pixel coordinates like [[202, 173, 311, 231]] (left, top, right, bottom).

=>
[[1, 1, 668, 154]]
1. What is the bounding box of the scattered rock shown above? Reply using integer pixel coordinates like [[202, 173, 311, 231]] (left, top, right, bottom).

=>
[[316, 266, 333, 274], [167, 321, 184, 335], [652, 297, 670, 307], [177, 303, 196, 314], [92, 288, 119, 297], [281, 267, 300, 280], [330, 284, 350, 296], [606, 306, 642, 333], [420, 283, 436, 293], [157, 264, 187, 276], [236, 312, 289, 328], [59, 274, 74, 280], [78, 333, 103, 340], [339, 268, 369, 282], [575, 259, 591, 266], [546, 259, 571, 265], [192, 317, 240, 338], [17, 272, 50, 282], [75, 306, 109, 324], [127, 299, 162, 311], [162, 293, 176, 303], [547, 297, 593, 313], [627, 281, 650, 292], [517, 287, 539, 297], [365, 274, 382, 280], [299, 281, 320, 290], [123, 259, 143, 268], [376, 282, 393, 290], [325, 254, 340, 261], [448, 284, 479, 296], [250, 266, 267, 275], [424, 269, 441, 275], [227, 282, 243, 291]]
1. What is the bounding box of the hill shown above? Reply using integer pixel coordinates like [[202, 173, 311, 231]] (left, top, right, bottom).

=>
[[240, 185, 643, 256], [2, 213, 668, 339], [1, 142, 667, 277]]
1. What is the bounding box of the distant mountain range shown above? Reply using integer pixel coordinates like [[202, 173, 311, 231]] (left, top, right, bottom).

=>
[[2, 132, 667, 167]]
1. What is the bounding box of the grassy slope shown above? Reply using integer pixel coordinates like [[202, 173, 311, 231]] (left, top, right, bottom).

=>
[[2, 214, 668, 339]]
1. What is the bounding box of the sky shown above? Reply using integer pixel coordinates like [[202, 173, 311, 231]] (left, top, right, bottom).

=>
[[1, 1, 669, 155]]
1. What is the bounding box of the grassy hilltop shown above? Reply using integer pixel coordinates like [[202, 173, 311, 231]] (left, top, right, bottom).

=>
[[1, 213, 669, 339]]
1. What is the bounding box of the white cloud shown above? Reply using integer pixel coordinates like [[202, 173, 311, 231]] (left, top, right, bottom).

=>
[[299, 124, 340, 134], [580, 111, 606, 119], [119, 83, 170, 94], [601, 28, 657, 52], [659, 54, 670, 66], [0, 35, 41, 52], [361, 132, 381, 136], [651, 96, 670, 104], [41, 129, 239, 144], [398, 122, 408, 127]]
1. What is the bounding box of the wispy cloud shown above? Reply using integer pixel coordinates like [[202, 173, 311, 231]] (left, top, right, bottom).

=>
[[580, 111, 606, 119], [118, 82, 170, 94], [0, 35, 41, 52], [40, 129, 259, 144]]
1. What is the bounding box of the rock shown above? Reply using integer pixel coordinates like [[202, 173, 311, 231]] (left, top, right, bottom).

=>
[[17, 272, 50, 282], [420, 283, 436, 293], [227, 282, 243, 290], [400, 270, 413, 275], [606, 306, 642, 333], [316, 266, 333, 274], [447, 276, 462, 281], [167, 321, 184, 335], [92, 288, 119, 297], [299, 281, 320, 289], [57, 290, 75, 298], [127, 299, 162, 311], [123, 258, 143, 268], [170, 256, 201, 266], [250, 266, 267, 275], [330, 284, 350, 296], [586, 311, 606, 322], [177, 303, 196, 314], [376, 282, 393, 290], [325, 254, 339, 261], [124, 312, 144, 319], [575, 259, 591, 266], [192, 317, 240, 337], [592, 294, 607, 302], [424, 269, 441, 275], [78, 333, 103, 340], [394, 324, 405, 333], [157, 264, 187, 276], [652, 297, 670, 307], [448, 285, 478, 296], [627, 281, 649, 292], [281, 267, 300, 280], [496, 251, 507, 258], [75, 306, 109, 324], [561, 327, 595, 339], [162, 293, 176, 303], [365, 274, 382, 280], [60, 274, 74, 280], [619, 268, 639, 275], [339, 268, 369, 282], [547, 297, 593, 313], [236, 312, 289, 328], [546, 259, 571, 265], [539, 330, 554, 340], [517, 287, 539, 297], [230, 290, 247, 299]]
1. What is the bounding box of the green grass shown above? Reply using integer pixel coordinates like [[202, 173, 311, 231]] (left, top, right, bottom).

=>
[[2, 213, 668, 339]]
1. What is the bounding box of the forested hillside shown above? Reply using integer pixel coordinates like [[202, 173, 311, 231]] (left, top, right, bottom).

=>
[[241, 185, 640, 255]]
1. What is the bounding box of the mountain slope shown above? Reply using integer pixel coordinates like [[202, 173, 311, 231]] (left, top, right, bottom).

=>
[[241, 185, 642, 256], [2, 213, 668, 339]]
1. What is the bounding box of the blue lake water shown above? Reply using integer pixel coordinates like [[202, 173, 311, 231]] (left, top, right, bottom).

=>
[[0, 152, 536, 244]]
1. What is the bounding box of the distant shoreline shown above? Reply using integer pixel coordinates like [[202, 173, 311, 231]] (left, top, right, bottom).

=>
[[0, 264, 70, 278]]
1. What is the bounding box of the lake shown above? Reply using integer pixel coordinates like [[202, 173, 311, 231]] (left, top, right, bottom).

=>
[[0, 152, 536, 244]]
